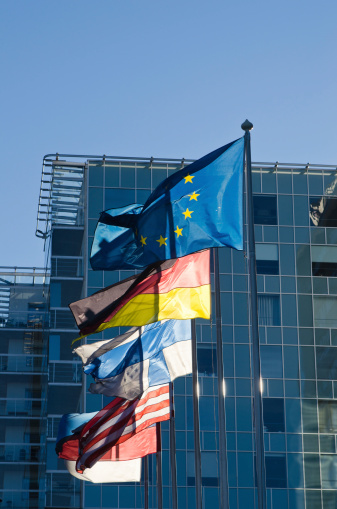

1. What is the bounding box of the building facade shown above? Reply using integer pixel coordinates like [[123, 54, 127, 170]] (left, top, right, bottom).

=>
[[33, 152, 337, 509], [0, 267, 49, 508]]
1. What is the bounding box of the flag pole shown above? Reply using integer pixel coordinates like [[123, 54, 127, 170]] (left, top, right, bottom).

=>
[[213, 247, 230, 509], [156, 423, 163, 509], [241, 119, 267, 509], [191, 319, 202, 509], [144, 455, 149, 509], [169, 383, 178, 509]]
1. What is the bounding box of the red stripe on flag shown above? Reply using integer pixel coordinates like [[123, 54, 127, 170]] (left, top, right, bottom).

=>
[[82, 396, 170, 452], [76, 385, 170, 471], [79, 405, 170, 470]]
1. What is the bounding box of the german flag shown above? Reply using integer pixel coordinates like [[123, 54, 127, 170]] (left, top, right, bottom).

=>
[[69, 250, 210, 338]]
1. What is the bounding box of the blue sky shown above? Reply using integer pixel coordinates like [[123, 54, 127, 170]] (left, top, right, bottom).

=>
[[1, 0, 337, 267]]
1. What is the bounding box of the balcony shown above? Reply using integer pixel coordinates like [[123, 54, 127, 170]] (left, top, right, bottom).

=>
[[48, 361, 82, 384], [0, 443, 45, 463], [0, 398, 45, 417], [0, 312, 49, 330], [51, 256, 83, 278], [0, 354, 47, 374]]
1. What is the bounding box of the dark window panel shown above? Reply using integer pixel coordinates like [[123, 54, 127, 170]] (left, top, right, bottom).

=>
[[263, 398, 285, 432], [253, 195, 277, 225], [197, 346, 217, 376], [256, 260, 279, 275], [265, 455, 287, 488]]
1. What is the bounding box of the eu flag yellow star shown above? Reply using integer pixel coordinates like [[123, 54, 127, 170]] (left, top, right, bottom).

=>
[[188, 191, 200, 201], [156, 235, 168, 246], [174, 226, 183, 238], [184, 174, 194, 184], [183, 208, 193, 219], [140, 235, 147, 246]]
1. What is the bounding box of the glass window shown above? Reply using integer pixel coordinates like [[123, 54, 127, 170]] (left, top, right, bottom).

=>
[[312, 245, 337, 277], [265, 454, 287, 488], [201, 452, 219, 486], [52, 228, 83, 256], [236, 398, 252, 432], [321, 455, 337, 489], [136, 164, 151, 188], [278, 195, 293, 225], [283, 346, 299, 378], [324, 174, 337, 196], [298, 295, 313, 327], [300, 346, 315, 379], [238, 452, 254, 486], [105, 188, 135, 209], [88, 187, 103, 218], [280, 244, 295, 275], [258, 295, 281, 326], [314, 296, 337, 328], [89, 164, 103, 186], [262, 173, 276, 194], [260, 345, 283, 378], [253, 195, 277, 225], [50, 279, 83, 307], [197, 345, 216, 376], [105, 165, 119, 187], [316, 347, 337, 380], [277, 173, 292, 194], [256, 244, 279, 275], [252, 170, 261, 192], [293, 196, 308, 226], [263, 398, 285, 432], [302, 400, 318, 433], [304, 454, 320, 488], [282, 294, 297, 327], [296, 245, 311, 276], [310, 196, 337, 227], [121, 166, 135, 188], [152, 166, 168, 188], [279, 226, 294, 243]]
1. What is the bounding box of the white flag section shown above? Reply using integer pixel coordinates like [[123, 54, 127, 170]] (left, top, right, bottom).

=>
[[65, 458, 141, 483], [74, 320, 192, 400], [89, 339, 192, 399]]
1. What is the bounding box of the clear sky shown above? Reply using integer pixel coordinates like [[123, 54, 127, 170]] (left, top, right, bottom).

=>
[[1, 0, 337, 268]]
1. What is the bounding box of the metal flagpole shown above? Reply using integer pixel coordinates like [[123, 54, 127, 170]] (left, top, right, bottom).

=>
[[169, 383, 178, 509], [144, 455, 149, 509], [156, 423, 163, 509], [191, 319, 202, 509], [241, 119, 267, 509], [213, 247, 230, 509]]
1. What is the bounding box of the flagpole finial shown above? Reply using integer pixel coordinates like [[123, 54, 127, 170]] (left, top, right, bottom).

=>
[[241, 119, 253, 131]]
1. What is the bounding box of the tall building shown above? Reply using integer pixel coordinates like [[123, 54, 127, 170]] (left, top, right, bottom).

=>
[[33, 152, 337, 509], [0, 267, 49, 508]]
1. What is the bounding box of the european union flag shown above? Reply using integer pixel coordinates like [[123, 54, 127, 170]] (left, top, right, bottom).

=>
[[90, 137, 244, 270]]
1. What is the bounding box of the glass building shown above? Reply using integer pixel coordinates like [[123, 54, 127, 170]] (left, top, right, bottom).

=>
[[33, 152, 337, 509], [0, 267, 49, 508]]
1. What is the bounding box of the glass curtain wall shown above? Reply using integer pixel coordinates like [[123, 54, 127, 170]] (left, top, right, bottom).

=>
[[0, 268, 49, 508]]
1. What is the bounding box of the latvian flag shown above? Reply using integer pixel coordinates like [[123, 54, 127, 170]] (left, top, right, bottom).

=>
[[76, 383, 170, 472]]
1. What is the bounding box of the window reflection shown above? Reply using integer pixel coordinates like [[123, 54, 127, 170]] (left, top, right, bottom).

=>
[[310, 196, 337, 227]]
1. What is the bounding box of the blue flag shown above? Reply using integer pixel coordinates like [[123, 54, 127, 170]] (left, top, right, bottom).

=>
[[90, 137, 244, 270], [73, 319, 192, 400]]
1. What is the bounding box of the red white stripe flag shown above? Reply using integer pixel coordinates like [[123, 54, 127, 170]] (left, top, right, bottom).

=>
[[76, 383, 170, 472]]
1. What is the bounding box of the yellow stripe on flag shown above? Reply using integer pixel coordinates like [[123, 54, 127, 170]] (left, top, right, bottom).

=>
[[94, 285, 211, 333]]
